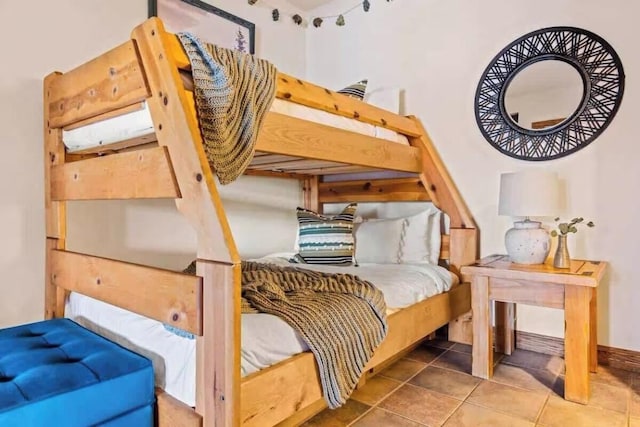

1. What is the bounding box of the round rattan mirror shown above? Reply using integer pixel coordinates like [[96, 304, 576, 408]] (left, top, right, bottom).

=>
[[475, 27, 625, 161]]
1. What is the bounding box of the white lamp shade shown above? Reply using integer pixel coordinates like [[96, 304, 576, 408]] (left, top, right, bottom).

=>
[[498, 171, 561, 217]]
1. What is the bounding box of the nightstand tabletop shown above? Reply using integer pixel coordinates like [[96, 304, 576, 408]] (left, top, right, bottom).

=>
[[461, 254, 607, 287]]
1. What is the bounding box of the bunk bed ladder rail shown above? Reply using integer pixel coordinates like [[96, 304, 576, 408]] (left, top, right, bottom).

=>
[[44, 17, 242, 427]]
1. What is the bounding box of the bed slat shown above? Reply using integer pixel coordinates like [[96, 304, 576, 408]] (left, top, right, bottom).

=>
[[51, 147, 180, 200], [318, 178, 429, 203], [440, 234, 451, 260], [156, 388, 203, 427], [62, 102, 147, 131], [48, 41, 150, 129], [258, 113, 422, 173], [275, 73, 421, 137], [50, 250, 202, 335]]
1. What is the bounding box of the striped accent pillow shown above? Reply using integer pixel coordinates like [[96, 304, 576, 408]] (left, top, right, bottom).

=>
[[295, 203, 357, 265], [337, 79, 368, 100]]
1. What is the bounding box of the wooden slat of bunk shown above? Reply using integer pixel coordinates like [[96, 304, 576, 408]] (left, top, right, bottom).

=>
[[62, 102, 147, 131], [274, 73, 421, 137], [51, 147, 180, 200], [240, 282, 471, 426], [318, 178, 430, 203], [250, 159, 343, 172], [248, 154, 299, 166], [290, 165, 382, 175], [49, 250, 202, 335], [243, 169, 310, 180], [69, 132, 158, 155], [258, 112, 422, 173], [48, 41, 150, 129], [165, 33, 420, 138], [440, 234, 451, 260], [44, 72, 67, 241], [156, 388, 203, 427]]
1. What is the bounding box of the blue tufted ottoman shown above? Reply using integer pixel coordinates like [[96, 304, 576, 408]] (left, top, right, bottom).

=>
[[0, 318, 154, 426]]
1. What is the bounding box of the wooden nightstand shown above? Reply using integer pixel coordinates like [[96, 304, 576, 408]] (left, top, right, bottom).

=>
[[462, 254, 607, 404]]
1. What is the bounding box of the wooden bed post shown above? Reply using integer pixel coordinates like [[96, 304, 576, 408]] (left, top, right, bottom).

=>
[[303, 176, 320, 212], [44, 72, 68, 320], [131, 18, 241, 426], [407, 117, 477, 344]]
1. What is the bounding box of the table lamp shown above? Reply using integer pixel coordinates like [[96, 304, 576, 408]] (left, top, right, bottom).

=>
[[498, 171, 561, 264]]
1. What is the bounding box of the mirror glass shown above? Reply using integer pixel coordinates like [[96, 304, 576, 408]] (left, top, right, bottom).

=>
[[504, 60, 584, 131]]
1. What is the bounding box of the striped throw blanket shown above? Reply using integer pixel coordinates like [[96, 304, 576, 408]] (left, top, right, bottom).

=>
[[242, 261, 388, 408], [177, 33, 277, 184]]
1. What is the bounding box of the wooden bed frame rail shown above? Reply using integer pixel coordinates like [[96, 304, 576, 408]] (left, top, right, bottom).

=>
[[44, 17, 478, 426]]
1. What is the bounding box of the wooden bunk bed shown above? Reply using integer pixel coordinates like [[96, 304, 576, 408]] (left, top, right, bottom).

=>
[[43, 18, 478, 427]]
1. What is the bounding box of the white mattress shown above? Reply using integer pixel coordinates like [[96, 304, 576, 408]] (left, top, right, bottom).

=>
[[62, 99, 409, 152], [65, 255, 454, 407]]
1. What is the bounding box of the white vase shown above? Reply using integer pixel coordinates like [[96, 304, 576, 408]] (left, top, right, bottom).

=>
[[505, 220, 550, 264]]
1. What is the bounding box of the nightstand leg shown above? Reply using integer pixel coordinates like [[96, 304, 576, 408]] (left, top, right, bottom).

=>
[[495, 302, 515, 355], [565, 285, 591, 404], [472, 275, 493, 379], [589, 287, 598, 373]]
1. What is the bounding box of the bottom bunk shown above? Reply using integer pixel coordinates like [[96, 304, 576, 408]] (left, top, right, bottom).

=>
[[64, 254, 470, 426]]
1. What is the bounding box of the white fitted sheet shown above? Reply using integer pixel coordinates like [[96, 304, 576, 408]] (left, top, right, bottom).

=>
[[65, 255, 454, 406], [62, 99, 409, 152]]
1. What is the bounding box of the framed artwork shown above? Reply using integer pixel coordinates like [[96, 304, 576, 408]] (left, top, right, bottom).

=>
[[149, 0, 255, 54]]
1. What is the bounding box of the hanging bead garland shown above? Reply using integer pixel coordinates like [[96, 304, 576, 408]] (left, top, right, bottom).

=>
[[247, 0, 393, 28]]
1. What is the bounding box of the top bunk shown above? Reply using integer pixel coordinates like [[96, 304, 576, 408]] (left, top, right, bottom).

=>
[[44, 18, 475, 265], [47, 18, 425, 178]]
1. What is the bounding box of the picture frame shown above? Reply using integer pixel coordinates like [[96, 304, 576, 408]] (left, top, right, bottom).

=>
[[149, 0, 255, 54]]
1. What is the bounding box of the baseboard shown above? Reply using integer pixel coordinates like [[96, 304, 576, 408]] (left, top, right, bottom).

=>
[[516, 330, 640, 373]]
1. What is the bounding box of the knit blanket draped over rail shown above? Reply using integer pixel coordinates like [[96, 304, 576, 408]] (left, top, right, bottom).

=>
[[242, 261, 388, 408], [177, 33, 277, 184]]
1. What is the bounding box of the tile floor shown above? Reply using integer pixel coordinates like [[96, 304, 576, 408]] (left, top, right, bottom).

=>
[[302, 340, 640, 426]]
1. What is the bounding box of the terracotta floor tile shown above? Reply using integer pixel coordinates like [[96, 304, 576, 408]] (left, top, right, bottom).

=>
[[589, 381, 630, 414], [550, 376, 629, 413], [351, 408, 422, 427], [379, 383, 461, 425], [590, 365, 635, 388], [491, 363, 557, 392], [432, 349, 472, 375], [501, 349, 564, 375], [380, 359, 427, 382], [443, 403, 535, 427], [424, 338, 455, 350], [405, 344, 446, 364], [450, 343, 471, 354], [409, 365, 481, 400], [630, 417, 640, 427], [466, 380, 547, 422], [350, 376, 402, 406], [631, 390, 640, 418], [537, 396, 626, 427], [302, 400, 371, 427]]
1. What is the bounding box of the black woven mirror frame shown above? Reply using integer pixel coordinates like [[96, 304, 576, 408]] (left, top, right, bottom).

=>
[[475, 27, 625, 161]]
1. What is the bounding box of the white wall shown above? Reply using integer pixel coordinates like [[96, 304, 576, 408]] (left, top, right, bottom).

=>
[[307, 0, 639, 351], [0, 0, 305, 327]]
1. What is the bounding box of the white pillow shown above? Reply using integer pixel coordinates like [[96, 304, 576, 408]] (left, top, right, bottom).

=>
[[355, 217, 408, 264], [400, 207, 442, 265]]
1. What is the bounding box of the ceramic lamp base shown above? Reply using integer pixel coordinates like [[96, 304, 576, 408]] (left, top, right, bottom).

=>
[[505, 220, 550, 264]]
